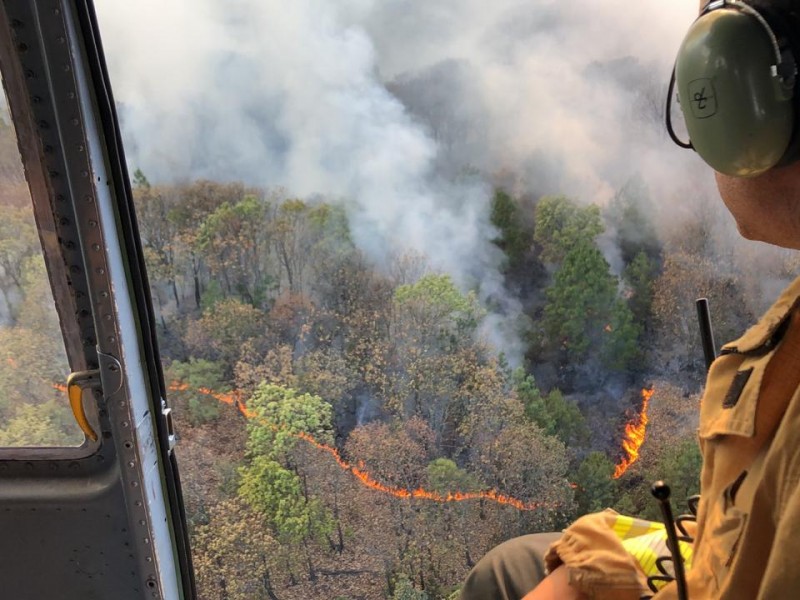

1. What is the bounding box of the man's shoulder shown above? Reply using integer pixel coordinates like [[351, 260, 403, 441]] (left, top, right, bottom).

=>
[[721, 276, 800, 356]]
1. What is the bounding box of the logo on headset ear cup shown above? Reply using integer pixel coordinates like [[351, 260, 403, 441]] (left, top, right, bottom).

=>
[[687, 79, 718, 119], [675, 7, 794, 177]]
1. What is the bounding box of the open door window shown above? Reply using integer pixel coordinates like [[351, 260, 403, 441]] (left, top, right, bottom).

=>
[[0, 1, 194, 598], [0, 76, 85, 448]]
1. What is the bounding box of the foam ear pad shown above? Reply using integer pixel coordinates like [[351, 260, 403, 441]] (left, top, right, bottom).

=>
[[675, 5, 795, 177]]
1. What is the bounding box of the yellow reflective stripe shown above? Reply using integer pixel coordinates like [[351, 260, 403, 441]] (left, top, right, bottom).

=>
[[622, 530, 694, 580], [612, 515, 635, 538], [680, 540, 694, 565], [611, 514, 664, 540], [642, 549, 659, 579], [613, 513, 695, 587]]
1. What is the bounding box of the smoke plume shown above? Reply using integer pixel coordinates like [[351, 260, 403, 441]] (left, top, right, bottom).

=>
[[95, 1, 787, 356]]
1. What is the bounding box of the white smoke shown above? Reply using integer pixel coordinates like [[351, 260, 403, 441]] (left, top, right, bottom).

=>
[[97, 0, 778, 361], [94, 0, 507, 271]]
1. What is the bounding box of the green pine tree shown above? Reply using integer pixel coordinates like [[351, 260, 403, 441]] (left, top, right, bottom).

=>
[[573, 452, 617, 513], [543, 240, 617, 357], [490, 189, 532, 271]]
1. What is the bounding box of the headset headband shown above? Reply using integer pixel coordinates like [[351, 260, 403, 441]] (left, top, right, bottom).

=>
[[708, 1, 784, 70]]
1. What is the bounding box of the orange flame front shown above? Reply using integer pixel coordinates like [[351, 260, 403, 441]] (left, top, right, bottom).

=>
[[294, 430, 549, 510], [612, 387, 654, 479], [168, 382, 554, 511]]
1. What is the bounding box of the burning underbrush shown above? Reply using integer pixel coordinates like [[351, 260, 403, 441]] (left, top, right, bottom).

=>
[[613, 387, 654, 479]]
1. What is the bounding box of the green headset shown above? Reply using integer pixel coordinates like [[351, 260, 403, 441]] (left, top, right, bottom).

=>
[[667, 0, 800, 177]]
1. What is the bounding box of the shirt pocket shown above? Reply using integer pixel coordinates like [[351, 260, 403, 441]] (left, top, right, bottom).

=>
[[703, 480, 749, 593]]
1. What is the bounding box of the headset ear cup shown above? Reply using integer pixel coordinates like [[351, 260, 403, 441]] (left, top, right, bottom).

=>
[[674, 6, 795, 177]]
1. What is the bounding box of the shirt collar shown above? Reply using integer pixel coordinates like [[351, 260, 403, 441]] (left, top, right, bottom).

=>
[[721, 276, 800, 355]]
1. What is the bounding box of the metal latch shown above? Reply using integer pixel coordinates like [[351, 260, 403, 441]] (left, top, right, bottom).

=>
[[162, 398, 176, 454]]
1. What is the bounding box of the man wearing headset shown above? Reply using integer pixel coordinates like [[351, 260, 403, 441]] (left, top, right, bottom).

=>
[[460, 1, 800, 598]]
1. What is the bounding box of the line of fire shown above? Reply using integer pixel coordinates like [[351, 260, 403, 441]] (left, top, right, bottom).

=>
[[163, 382, 653, 511]]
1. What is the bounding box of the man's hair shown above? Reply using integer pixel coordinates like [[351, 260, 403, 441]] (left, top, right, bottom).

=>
[[747, 0, 800, 36], [749, 0, 797, 17], [749, 0, 790, 8]]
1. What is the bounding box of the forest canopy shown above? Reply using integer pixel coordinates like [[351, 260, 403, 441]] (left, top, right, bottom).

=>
[[1, 159, 790, 597], [100, 175, 781, 599]]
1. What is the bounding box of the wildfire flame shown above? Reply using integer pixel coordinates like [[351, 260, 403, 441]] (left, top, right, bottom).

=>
[[612, 387, 654, 479], [167, 382, 554, 511], [295, 430, 548, 510]]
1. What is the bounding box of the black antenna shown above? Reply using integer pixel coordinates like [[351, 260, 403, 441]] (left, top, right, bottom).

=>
[[696, 298, 717, 372], [651, 482, 689, 600]]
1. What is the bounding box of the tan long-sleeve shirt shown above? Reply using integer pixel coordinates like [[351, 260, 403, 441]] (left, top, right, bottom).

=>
[[547, 277, 800, 599]]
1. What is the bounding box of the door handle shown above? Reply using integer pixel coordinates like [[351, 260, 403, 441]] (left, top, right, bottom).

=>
[[66, 370, 102, 442]]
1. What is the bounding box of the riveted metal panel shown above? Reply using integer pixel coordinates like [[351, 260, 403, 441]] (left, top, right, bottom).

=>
[[0, 1, 190, 598]]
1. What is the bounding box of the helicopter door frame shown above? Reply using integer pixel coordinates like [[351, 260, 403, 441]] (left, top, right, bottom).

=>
[[0, 1, 195, 598]]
